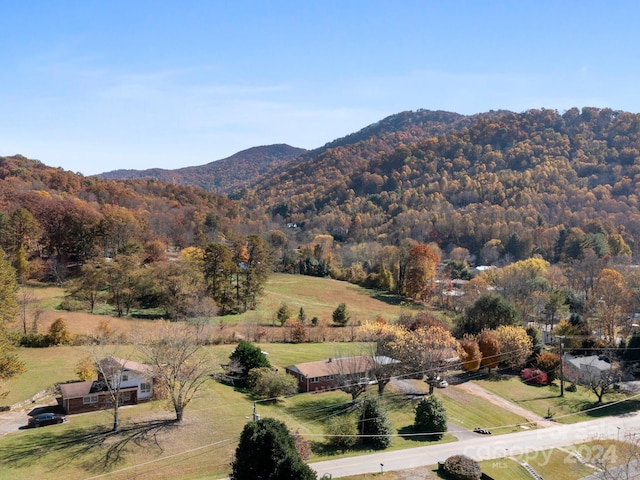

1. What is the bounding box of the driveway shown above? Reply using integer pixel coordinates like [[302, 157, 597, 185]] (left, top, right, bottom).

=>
[[0, 408, 30, 435], [0, 399, 62, 436], [453, 381, 557, 428]]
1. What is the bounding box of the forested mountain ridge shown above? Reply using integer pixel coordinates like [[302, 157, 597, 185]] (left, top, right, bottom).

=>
[[241, 107, 640, 262], [4, 106, 640, 270], [0, 154, 241, 257], [98, 144, 307, 194], [96, 110, 485, 196]]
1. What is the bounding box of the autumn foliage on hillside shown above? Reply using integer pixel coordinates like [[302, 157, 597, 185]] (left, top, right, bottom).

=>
[[245, 107, 640, 264]]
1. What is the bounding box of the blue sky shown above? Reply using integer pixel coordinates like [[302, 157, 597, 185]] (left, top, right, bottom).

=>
[[1, 1, 639, 175]]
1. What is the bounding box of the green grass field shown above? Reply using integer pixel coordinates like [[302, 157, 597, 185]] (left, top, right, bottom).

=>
[[3, 276, 636, 479], [475, 375, 640, 424], [211, 273, 423, 325], [1, 343, 542, 480]]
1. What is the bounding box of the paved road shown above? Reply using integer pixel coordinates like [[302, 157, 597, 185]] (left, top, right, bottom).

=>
[[308, 411, 640, 478]]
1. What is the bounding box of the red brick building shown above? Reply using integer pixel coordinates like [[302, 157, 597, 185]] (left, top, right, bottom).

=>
[[285, 356, 398, 393]]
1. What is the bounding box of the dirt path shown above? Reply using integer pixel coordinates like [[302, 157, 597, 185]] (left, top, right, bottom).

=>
[[454, 381, 557, 428]]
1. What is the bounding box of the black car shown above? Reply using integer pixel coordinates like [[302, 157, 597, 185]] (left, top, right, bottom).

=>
[[28, 413, 67, 428], [473, 427, 491, 435]]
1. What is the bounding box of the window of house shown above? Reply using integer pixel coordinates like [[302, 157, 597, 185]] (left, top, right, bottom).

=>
[[83, 395, 98, 405], [140, 382, 151, 393], [310, 377, 319, 383], [122, 391, 131, 401], [121, 374, 128, 382]]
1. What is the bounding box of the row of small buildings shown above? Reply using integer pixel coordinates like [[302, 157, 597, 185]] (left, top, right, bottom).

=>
[[57, 352, 614, 416]]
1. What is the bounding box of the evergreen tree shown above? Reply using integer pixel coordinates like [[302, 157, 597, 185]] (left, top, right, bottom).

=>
[[229, 340, 271, 378], [0, 326, 25, 398], [231, 418, 316, 480], [414, 395, 447, 440], [358, 397, 393, 450], [297, 306, 307, 324], [277, 302, 291, 326], [0, 249, 17, 324], [624, 329, 640, 363], [332, 303, 350, 327]]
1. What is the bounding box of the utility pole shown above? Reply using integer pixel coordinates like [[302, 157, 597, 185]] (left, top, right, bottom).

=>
[[557, 336, 565, 397]]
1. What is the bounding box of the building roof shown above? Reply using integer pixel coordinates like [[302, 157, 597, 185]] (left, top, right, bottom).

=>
[[59, 380, 138, 399], [59, 381, 95, 398], [97, 357, 154, 375], [565, 354, 612, 372], [285, 356, 398, 378]]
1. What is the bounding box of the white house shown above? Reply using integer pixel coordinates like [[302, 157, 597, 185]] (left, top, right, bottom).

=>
[[59, 357, 155, 414]]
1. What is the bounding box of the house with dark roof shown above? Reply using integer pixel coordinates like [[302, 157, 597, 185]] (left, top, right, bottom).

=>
[[59, 357, 154, 415], [285, 356, 398, 393]]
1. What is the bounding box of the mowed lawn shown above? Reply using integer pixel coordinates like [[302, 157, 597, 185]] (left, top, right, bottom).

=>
[[475, 376, 640, 424], [1, 343, 537, 480]]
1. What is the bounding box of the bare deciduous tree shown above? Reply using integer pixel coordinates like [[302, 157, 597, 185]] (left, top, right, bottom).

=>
[[329, 351, 375, 402], [591, 433, 640, 480], [93, 355, 130, 432], [137, 321, 211, 422]]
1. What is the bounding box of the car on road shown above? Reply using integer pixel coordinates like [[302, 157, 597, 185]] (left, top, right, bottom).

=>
[[473, 427, 491, 435], [28, 413, 67, 428]]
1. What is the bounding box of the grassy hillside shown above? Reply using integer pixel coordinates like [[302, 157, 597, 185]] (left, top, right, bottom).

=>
[[1, 342, 534, 480], [19, 273, 422, 336]]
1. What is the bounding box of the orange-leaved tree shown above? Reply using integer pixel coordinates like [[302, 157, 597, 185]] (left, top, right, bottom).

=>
[[458, 334, 481, 372], [403, 244, 440, 301], [478, 329, 501, 373]]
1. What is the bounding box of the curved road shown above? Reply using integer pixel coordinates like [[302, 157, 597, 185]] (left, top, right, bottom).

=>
[[308, 411, 640, 478]]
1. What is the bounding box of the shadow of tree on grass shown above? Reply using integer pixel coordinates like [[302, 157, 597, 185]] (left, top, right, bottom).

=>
[[398, 425, 443, 442], [0, 418, 178, 475]]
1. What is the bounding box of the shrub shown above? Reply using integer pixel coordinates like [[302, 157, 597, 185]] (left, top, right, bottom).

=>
[[293, 430, 311, 460], [520, 368, 548, 386], [247, 367, 298, 400], [20, 333, 50, 348], [325, 415, 357, 450], [535, 351, 561, 383], [285, 319, 308, 343], [442, 454, 482, 480]]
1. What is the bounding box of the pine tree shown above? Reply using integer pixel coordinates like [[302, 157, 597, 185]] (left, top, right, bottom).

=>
[[358, 397, 393, 449], [231, 418, 316, 480], [414, 395, 447, 440], [332, 303, 350, 327]]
